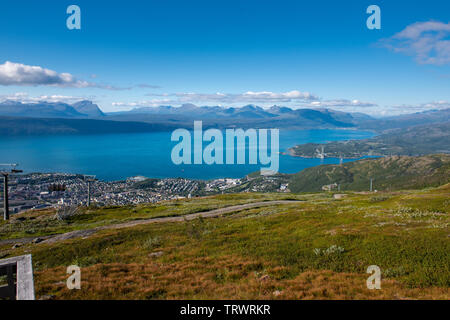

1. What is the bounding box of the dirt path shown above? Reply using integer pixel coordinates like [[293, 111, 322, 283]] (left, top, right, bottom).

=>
[[2, 200, 301, 246]]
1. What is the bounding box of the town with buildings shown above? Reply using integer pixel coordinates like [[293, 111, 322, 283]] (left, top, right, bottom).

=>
[[0, 172, 291, 215]]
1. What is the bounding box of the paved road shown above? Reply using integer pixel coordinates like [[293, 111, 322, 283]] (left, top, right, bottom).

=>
[[2, 200, 302, 246]]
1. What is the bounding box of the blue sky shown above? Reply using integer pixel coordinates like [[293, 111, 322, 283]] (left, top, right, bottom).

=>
[[0, 0, 449, 115]]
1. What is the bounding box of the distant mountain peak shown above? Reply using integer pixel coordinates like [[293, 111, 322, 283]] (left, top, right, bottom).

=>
[[1, 99, 23, 105], [241, 104, 261, 110], [268, 105, 293, 114], [179, 103, 198, 109], [0, 99, 105, 118], [72, 100, 105, 117]]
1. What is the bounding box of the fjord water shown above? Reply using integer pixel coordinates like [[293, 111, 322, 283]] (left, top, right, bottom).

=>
[[0, 129, 374, 181]]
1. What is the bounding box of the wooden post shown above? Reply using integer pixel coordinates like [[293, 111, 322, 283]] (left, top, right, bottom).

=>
[[16, 255, 35, 300], [0, 255, 35, 300]]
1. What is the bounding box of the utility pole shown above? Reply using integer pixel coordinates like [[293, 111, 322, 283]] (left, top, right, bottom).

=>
[[87, 180, 91, 206], [2, 173, 8, 220], [0, 164, 23, 220], [370, 178, 373, 192], [84, 175, 96, 207]]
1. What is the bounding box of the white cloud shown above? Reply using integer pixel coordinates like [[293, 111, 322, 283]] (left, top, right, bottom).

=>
[[112, 98, 176, 107], [392, 100, 450, 111], [306, 99, 377, 108], [113, 90, 319, 108], [0, 61, 92, 87], [137, 83, 161, 89], [112, 91, 379, 112], [0, 61, 129, 90], [173, 90, 318, 104], [0, 92, 91, 104], [380, 21, 450, 65]]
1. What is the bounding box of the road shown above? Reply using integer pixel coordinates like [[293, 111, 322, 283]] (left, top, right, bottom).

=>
[[1, 200, 302, 246]]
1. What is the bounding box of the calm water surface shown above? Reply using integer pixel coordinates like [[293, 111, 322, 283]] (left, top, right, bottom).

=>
[[0, 129, 375, 180]]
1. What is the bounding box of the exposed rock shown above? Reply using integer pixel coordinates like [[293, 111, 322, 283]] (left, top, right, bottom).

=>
[[149, 251, 164, 258], [273, 290, 282, 297]]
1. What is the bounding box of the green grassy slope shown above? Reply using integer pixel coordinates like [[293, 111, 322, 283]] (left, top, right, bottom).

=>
[[289, 154, 450, 193], [0, 193, 305, 241], [1, 185, 448, 299]]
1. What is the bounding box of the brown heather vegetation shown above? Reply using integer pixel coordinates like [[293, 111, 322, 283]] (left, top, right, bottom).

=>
[[35, 258, 449, 300]]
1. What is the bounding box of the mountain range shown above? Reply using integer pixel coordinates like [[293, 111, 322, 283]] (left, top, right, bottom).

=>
[[0, 100, 367, 124], [0, 100, 105, 118], [0, 99, 449, 135]]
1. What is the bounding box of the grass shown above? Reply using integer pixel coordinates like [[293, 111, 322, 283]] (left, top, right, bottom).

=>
[[1, 185, 449, 299], [289, 154, 450, 193], [0, 192, 309, 241]]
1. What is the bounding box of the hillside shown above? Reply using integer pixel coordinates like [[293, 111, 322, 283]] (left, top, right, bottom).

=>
[[290, 122, 450, 158], [108, 106, 450, 132], [2, 99, 450, 135], [0, 100, 104, 118], [72, 101, 105, 117], [288, 154, 450, 193], [358, 108, 450, 131], [0, 116, 177, 135], [1, 186, 448, 299], [105, 105, 359, 130], [0, 101, 360, 131]]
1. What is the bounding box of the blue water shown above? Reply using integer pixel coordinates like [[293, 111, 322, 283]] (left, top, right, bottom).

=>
[[0, 129, 375, 181]]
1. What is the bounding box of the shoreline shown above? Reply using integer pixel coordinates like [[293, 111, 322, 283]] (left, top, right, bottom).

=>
[[286, 147, 368, 160]]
